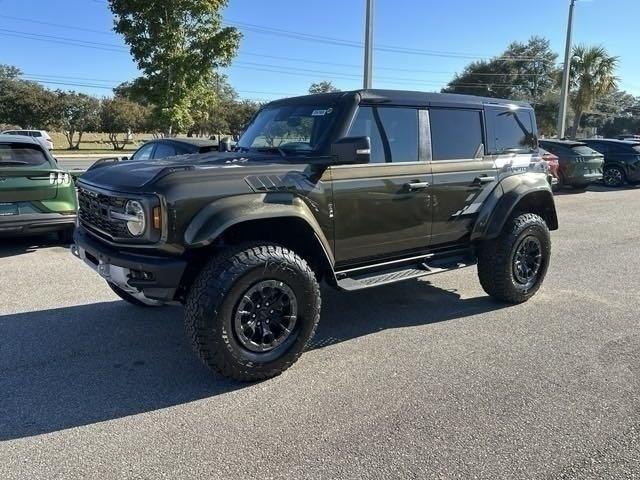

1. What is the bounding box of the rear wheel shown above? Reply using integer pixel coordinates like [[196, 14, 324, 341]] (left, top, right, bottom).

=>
[[477, 213, 551, 304], [603, 166, 626, 187], [185, 244, 321, 382]]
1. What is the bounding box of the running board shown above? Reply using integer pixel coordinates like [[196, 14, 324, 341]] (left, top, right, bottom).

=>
[[336, 253, 476, 291]]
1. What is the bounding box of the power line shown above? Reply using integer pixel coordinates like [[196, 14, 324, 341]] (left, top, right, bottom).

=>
[[0, 14, 116, 36], [0, 13, 550, 62]]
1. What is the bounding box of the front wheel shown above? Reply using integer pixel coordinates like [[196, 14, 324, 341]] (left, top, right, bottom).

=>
[[185, 244, 321, 382], [477, 213, 551, 304]]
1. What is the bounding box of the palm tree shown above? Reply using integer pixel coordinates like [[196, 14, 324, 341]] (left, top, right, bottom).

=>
[[568, 45, 618, 138]]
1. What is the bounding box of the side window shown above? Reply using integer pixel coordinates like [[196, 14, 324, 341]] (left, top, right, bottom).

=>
[[347, 106, 419, 163], [132, 143, 155, 161], [347, 107, 385, 163], [429, 108, 484, 161], [486, 107, 537, 154], [377, 107, 419, 162], [153, 143, 177, 159]]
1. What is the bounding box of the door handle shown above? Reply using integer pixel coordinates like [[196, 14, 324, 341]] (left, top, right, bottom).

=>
[[472, 176, 495, 186], [404, 181, 430, 191]]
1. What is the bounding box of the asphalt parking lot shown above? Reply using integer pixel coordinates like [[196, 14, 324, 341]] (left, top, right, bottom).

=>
[[1, 185, 640, 479]]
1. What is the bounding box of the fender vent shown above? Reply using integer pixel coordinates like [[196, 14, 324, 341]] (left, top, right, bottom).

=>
[[245, 174, 308, 193]]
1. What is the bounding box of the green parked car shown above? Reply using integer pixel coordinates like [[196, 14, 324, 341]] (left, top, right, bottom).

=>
[[539, 139, 604, 189], [0, 134, 77, 241]]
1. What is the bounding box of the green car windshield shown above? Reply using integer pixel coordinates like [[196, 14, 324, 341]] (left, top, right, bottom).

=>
[[0, 144, 49, 167], [237, 104, 338, 154]]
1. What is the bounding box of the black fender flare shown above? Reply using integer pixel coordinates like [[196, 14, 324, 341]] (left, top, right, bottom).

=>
[[471, 173, 558, 241], [183, 192, 335, 266]]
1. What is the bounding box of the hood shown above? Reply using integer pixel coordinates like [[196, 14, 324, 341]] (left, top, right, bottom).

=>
[[78, 150, 291, 191]]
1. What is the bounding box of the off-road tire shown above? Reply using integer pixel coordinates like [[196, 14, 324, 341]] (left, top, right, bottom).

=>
[[108, 281, 162, 307], [603, 166, 626, 188], [477, 213, 551, 304], [185, 244, 321, 382]]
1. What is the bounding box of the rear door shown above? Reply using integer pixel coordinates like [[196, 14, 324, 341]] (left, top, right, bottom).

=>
[[428, 107, 497, 246], [0, 142, 58, 204]]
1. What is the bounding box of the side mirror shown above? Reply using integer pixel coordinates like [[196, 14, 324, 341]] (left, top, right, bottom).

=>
[[219, 137, 232, 152], [330, 136, 371, 165], [121, 156, 129, 161]]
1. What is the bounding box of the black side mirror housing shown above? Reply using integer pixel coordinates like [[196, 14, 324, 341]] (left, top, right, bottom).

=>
[[331, 136, 371, 165], [219, 137, 232, 152]]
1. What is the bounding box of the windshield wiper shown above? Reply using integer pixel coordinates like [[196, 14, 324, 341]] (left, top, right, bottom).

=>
[[0, 160, 30, 165]]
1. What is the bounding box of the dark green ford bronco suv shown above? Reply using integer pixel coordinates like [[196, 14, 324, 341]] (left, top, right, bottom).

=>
[[73, 90, 558, 381]]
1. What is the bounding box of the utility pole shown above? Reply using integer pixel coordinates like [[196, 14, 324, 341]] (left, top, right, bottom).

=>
[[363, 0, 374, 89], [557, 0, 576, 139]]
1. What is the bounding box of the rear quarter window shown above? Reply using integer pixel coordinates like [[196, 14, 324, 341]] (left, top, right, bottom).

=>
[[486, 106, 537, 154]]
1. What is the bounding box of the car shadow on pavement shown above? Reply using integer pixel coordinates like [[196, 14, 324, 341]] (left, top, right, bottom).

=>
[[0, 280, 507, 441], [0, 234, 69, 259]]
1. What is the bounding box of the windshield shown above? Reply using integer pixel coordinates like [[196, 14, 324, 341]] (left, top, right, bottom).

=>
[[237, 104, 338, 154], [0, 144, 50, 167]]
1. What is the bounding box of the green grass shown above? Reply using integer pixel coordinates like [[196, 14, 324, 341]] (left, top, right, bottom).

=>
[[50, 131, 155, 154], [52, 146, 137, 155]]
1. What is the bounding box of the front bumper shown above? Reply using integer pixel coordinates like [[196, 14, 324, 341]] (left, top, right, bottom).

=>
[[72, 227, 187, 303], [0, 213, 76, 236]]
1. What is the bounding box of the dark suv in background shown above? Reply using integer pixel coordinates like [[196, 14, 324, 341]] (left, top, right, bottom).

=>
[[73, 89, 557, 381], [538, 139, 604, 189], [583, 139, 640, 187]]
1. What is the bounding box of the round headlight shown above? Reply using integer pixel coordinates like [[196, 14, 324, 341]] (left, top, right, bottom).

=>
[[125, 200, 146, 236]]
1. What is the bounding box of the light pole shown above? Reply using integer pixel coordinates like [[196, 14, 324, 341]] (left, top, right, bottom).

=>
[[363, 0, 374, 89], [557, 0, 577, 138]]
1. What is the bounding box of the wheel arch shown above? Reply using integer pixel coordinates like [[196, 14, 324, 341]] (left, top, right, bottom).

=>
[[471, 175, 558, 241], [183, 193, 336, 283]]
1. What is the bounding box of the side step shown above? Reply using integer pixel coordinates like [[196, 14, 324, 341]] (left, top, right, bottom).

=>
[[336, 252, 476, 291]]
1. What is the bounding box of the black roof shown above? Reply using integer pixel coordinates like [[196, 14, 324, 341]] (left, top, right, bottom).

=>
[[148, 138, 218, 147], [583, 138, 640, 145], [539, 139, 587, 147], [267, 89, 532, 109]]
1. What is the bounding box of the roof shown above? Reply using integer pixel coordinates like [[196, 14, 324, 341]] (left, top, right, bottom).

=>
[[0, 134, 39, 145], [152, 138, 218, 147], [539, 139, 587, 147], [267, 89, 532, 109], [584, 138, 640, 145]]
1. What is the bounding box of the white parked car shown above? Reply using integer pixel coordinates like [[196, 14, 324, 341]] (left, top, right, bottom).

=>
[[1, 130, 54, 150]]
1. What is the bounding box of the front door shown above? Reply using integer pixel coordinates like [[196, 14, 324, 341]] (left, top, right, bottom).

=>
[[331, 106, 431, 266], [427, 107, 497, 246]]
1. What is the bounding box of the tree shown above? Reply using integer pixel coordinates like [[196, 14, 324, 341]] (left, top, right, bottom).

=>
[[53, 92, 100, 149], [568, 45, 618, 139], [100, 97, 148, 150], [108, 0, 241, 135], [0, 65, 59, 129], [308, 81, 339, 94], [581, 89, 637, 135], [443, 37, 559, 103], [226, 99, 260, 138]]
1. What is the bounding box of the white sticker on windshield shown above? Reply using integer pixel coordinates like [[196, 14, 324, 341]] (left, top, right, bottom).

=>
[[311, 109, 327, 116]]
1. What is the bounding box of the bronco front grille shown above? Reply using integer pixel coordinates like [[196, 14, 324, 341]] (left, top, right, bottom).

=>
[[77, 186, 131, 240]]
